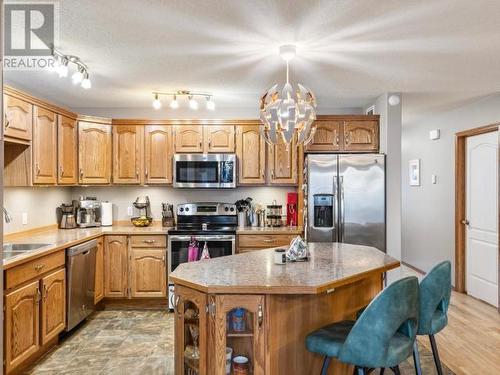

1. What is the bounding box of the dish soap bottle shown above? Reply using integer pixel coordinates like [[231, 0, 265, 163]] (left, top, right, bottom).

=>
[[200, 241, 210, 260]]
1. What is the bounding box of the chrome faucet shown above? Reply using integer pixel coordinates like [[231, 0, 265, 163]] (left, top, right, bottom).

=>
[[3, 207, 12, 223]]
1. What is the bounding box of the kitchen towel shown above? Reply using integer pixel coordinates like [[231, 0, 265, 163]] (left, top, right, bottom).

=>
[[101, 202, 113, 226]]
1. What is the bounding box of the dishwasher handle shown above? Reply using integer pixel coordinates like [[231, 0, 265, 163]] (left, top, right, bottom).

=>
[[67, 239, 98, 256]]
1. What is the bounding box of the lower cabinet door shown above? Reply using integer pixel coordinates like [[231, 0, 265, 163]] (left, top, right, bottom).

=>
[[41, 269, 66, 344], [104, 235, 128, 298], [174, 285, 207, 375], [210, 294, 265, 375], [94, 237, 105, 303], [130, 248, 167, 298], [5, 280, 41, 374]]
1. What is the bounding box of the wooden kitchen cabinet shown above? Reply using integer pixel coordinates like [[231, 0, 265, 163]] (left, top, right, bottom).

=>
[[343, 120, 379, 152], [174, 125, 204, 153], [104, 235, 129, 298], [3, 94, 32, 141], [236, 125, 266, 184], [33, 106, 57, 184], [4, 281, 40, 374], [174, 285, 208, 375], [78, 121, 112, 184], [130, 248, 167, 298], [268, 136, 297, 185], [40, 269, 66, 345], [144, 125, 173, 184], [203, 125, 235, 153], [94, 237, 105, 304], [57, 115, 78, 184], [113, 125, 143, 184], [208, 294, 266, 374], [305, 120, 342, 152]]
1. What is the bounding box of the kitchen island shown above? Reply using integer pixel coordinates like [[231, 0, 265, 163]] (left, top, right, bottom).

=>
[[169, 242, 400, 375]]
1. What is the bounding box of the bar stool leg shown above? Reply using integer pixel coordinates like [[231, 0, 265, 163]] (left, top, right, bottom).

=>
[[321, 356, 332, 375], [412, 340, 422, 375], [390, 365, 401, 375], [379, 368, 385, 375], [429, 334, 444, 375], [356, 367, 366, 375]]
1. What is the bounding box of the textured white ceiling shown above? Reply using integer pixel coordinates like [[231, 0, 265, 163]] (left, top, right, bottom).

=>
[[5, 0, 500, 113]]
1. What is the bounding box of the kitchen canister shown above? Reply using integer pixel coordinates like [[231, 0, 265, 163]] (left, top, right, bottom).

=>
[[274, 248, 286, 265], [232, 356, 250, 375], [225, 347, 233, 375]]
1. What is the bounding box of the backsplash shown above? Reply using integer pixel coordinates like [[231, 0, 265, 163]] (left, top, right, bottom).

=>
[[3, 186, 295, 233], [3, 187, 73, 234], [71, 186, 294, 221]]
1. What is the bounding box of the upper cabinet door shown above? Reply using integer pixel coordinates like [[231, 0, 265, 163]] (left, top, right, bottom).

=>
[[204, 125, 235, 153], [78, 122, 112, 184], [174, 125, 204, 153], [33, 106, 57, 184], [268, 137, 297, 185], [113, 125, 143, 184], [343, 120, 379, 152], [57, 115, 78, 185], [4, 94, 32, 141], [144, 125, 173, 184], [236, 125, 266, 185], [305, 121, 342, 152]]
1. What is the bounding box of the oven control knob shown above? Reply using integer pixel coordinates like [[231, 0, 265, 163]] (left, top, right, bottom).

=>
[[179, 207, 184, 212], [230, 207, 234, 212], [224, 207, 229, 212], [185, 207, 189, 212]]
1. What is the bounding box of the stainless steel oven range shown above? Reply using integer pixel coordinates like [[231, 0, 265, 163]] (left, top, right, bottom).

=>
[[167, 202, 237, 308]]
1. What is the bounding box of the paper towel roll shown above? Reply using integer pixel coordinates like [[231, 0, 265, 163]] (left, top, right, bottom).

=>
[[101, 202, 113, 226]]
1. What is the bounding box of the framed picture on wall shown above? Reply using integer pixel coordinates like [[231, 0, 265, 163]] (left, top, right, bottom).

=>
[[409, 159, 420, 186]]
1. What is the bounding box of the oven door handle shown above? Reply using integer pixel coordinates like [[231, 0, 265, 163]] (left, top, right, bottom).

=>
[[169, 235, 235, 242]]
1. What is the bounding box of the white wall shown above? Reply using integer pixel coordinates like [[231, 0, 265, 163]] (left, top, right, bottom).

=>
[[72, 186, 294, 222], [364, 93, 402, 259], [401, 93, 500, 280], [3, 187, 73, 234]]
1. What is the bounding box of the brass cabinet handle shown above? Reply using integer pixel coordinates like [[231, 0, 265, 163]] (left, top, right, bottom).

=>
[[461, 219, 470, 225], [80, 168, 84, 177], [36, 164, 41, 176], [271, 170, 275, 180], [43, 285, 48, 299], [261, 169, 265, 179], [136, 170, 139, 179], [199, 140, 203, 148], [345, 134, 350, 145], [60, 166, 64, 177], [4, 112, 10, 128], [34, 264, 45, 271], [263, 239, 273, 243], [144, 239, 156, 244], [258, 304, 263, 328], [162, 255, 165, 263], [145, 168, 148, 179], [36, 287, 41, 303], [208, 139, 212, 148], [336, 136, 340, 146]]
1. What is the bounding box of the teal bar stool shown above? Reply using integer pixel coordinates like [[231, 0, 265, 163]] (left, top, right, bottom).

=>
[[412, 261, 451, 375], [305, 276, 419, 375]]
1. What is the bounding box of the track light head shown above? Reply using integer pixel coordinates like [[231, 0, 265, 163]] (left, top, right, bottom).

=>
[[152, 93, 162, 109], [57, 57, 69, 77], [72, 67, 84, 84], [170, 95, 179, 109], [81, 72, 91, 89], [188, 96, 198, 110], [206, 96, 215, 111]]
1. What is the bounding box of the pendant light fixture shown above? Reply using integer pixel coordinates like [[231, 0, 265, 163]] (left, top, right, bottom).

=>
[[51, 46, 92, 90], [259, 44, 317, 147]]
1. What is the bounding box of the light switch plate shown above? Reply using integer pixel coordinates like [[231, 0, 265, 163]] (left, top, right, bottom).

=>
[[431, 174, 437, 184], [429, 129, 440, 140], [127, 206, 133, 216], [22, 212, 28, 225]]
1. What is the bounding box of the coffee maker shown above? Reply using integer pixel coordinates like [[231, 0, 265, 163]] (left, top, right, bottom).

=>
[[57, 203, 77, 229], [76, 197, 102, 228]]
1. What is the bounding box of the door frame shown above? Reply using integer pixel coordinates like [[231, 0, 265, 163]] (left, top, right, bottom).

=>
[[455, 123, 499, 307]]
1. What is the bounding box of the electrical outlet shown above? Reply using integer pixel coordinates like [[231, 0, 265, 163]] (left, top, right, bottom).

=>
[[22, 212, 28, 225], [127, 206, 133, 216]]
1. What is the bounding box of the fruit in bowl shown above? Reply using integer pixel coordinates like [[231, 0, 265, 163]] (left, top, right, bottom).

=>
[[131, 216, 153, 227]]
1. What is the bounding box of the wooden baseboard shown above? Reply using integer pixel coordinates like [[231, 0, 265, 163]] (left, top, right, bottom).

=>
[[102, 297, 168, 309]]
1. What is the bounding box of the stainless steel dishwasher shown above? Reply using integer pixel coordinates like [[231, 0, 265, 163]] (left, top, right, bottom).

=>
[[66, 239, 97, 331]]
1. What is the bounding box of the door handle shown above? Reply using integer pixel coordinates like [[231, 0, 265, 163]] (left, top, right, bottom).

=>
[[461, 219, 470, 225]]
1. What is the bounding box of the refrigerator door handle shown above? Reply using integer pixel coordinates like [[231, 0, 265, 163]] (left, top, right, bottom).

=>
[[339, 175, 345, 242]]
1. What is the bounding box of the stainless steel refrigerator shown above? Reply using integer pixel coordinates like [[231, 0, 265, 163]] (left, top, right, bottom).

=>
[[306, 154, 386, 252]]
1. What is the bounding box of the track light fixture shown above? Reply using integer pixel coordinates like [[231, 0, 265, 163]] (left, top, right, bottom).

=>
[[51, 45, 91, 90], [152, 90, 214, 110]]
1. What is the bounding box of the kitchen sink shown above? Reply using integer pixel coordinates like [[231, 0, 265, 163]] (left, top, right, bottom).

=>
[[2, 243, 52, 260]]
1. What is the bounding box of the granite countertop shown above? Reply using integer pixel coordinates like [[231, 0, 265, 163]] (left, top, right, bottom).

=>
[[3, 224, 172, 269], [169, 242, 400, 295], [236, 226, 303, 235]]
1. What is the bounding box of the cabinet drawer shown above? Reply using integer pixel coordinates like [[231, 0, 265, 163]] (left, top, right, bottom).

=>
[[5, 250, 65, 290], [130, 235, 167, 248], [238, 234, 296, 249]]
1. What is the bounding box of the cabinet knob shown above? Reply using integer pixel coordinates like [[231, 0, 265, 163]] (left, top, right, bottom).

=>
[[199, 141, 203, 148], [461, 219, 470, 225], [34, 264, 45, 271]]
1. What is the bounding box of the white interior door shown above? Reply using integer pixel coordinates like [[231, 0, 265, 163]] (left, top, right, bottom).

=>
[[466, 131, 498, 307]]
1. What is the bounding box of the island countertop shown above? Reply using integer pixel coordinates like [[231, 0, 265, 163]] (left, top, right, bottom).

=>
[[169, 242, 400, 294]]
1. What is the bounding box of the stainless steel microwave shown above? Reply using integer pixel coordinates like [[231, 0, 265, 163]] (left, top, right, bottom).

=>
[[173, 154, 236, 188]]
